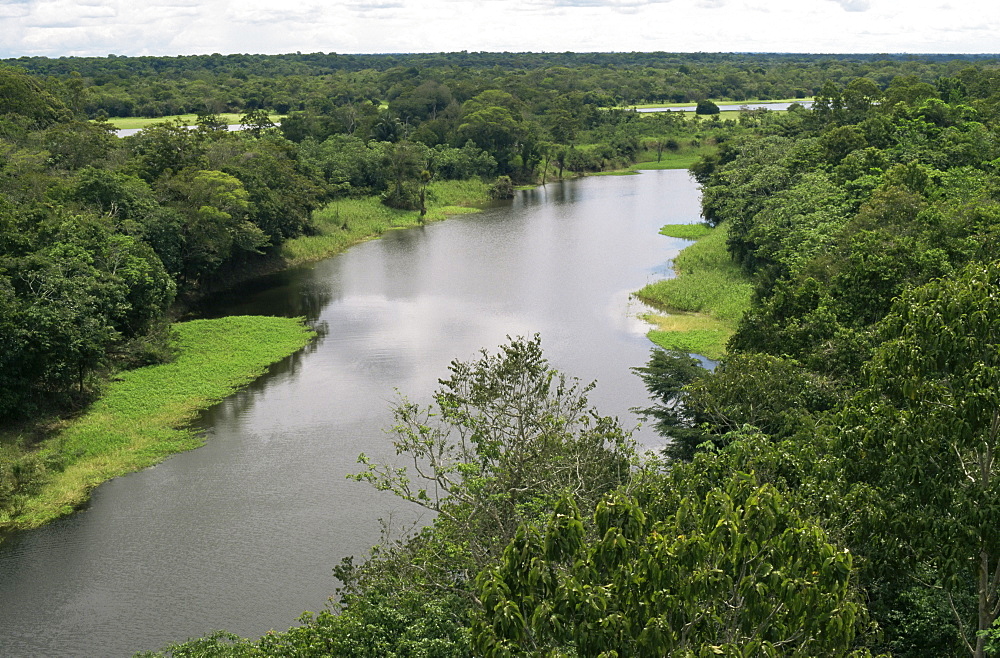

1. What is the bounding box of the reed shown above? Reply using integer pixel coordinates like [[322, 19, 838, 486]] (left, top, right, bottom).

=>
[[636, 223, 752, 359]]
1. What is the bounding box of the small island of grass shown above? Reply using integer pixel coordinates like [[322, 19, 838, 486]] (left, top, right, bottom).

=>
[[636, 223, 752, 360]]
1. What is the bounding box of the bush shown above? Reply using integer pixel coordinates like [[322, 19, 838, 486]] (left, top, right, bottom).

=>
[[487, 175, 514, 200], [696, 99, 721, 115]]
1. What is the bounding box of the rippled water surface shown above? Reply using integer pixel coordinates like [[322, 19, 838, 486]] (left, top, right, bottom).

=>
[[0, 170, 701, 656]]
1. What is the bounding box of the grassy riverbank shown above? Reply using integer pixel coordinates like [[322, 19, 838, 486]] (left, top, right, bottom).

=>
[[281, 179, 489, 266], [105, 113, 282, 130], [631, 142, 717, 171], [636, 223, 752, 360], [1, 316, 314, 533], [1, 180, 489, 535]]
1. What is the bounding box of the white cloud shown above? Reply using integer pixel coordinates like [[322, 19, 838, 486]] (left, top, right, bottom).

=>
[[828, 0, 871, 11], [24, 0, 118, 28], [0, 0, 998, 57]]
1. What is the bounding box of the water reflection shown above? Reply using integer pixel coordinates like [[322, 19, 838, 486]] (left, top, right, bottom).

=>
[[0, 170, 703, 657]]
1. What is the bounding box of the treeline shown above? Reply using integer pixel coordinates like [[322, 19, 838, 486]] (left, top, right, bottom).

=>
[[0, 66, 514, 427], [650, 65, 1000, 655], [0, 55, 701, 519], [6, 53, 1000, 655], [5, 51, 996, 119], [142, 65, 1000, 657]]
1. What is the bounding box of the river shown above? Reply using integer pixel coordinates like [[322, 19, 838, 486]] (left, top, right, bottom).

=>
[[0, 169, 702, 657], [635, 101, 813, 112]]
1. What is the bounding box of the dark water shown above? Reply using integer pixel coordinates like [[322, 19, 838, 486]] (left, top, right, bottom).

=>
[[0, 170, 702, 657]]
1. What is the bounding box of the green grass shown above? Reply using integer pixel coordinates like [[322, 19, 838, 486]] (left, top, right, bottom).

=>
[[4, 316, 314, 531], [104, 113, 282, 130], [282, 179, 489, 266], [631, 143, 717, 171], [648, 321, 733, 361], [659, 223, 713, 240], [636, 223, 752, 360]]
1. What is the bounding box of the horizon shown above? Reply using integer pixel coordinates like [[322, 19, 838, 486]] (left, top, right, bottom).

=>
[[1, 0, 996, 60], [4, 49, 998, 61]]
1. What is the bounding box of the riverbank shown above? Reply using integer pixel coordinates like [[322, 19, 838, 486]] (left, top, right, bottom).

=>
[[0, 181, 491, 535], [1, 316, 315, 534], [281, 179, 490, 266], [635, 223, 752, 360], [174, 179, 492, 306]]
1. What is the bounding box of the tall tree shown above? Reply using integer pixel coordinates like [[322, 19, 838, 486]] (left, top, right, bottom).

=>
[[475, 465, 867, 657], [837, 260, 1000, 658]]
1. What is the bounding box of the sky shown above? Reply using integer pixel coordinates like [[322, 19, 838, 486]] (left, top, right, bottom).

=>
[[0, 0, 996, 59]]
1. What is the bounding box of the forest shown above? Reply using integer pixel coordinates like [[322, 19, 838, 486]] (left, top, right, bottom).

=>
[[2, 51, 1000, 656]]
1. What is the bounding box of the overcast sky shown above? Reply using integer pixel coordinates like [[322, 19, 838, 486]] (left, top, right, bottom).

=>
[[0, 0, 996, 59]]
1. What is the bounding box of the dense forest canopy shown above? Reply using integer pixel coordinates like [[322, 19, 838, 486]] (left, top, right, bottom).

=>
[[4, 51, 997, 118], [4, 51, 1000, 656]]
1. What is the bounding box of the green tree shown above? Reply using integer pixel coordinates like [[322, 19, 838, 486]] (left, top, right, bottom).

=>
[[239, 109, 277, 136], [458, 104, 523, 175], [163, 169, 267, 284], [695, 99, 720, 115], [379, 140, 427, 210], [0, 67, 68, 128], [475, 466, 867, 657], [353, 335, 634, 571], [837, 260, 1000, 657]]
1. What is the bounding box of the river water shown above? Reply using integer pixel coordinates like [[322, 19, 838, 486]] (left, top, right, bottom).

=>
[[0, 169, 702, 657], [635, 101, 813, 112]]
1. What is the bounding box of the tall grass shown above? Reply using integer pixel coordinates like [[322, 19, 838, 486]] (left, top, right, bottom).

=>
[[637, 223, 752, 359], [4, 316, 314, 531], [282, 179, 489, 266]]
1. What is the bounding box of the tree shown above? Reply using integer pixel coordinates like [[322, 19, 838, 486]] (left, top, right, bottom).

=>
[[836, 260, 1000, 658], [631, 349, 707, 460], [0, 68, 68, 128], [239, 109, 277, 137], [163, 169, 267, 284], [352, 335, 634, 572], [210, 134, 324, 243], [458, 105, 522, 175], [695, 99, 720, 115], [474, 465, 867, 657], [380, 140, 427, 210]]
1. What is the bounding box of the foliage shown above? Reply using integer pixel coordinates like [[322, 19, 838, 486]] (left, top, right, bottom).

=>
[[352, 335, 635, 570], [0, 67, 69, 128], [631, 348, 708, 459], [835, 261, 1000, 657], [633, 348, 838, 461], [695, 99, 721, 115], [641, 70, 1000, 655], [474, 466, 868, 657], [487, 175, 514, 200]]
